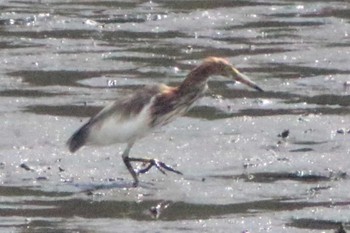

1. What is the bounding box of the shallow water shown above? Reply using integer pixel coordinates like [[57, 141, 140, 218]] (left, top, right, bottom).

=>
[[1, 0, 350, 232]]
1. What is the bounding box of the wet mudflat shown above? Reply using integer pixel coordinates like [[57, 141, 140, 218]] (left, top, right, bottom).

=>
[[0, 0, 350, 232]]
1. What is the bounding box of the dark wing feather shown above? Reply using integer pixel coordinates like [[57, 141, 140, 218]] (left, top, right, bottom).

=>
[[67, 121, 91, 152]]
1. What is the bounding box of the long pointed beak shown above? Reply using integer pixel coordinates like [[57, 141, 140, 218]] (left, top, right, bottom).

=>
[[231, 67, 264, 92]]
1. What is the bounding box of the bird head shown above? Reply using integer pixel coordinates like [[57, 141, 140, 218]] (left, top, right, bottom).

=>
[[204, 57, 264, 92]]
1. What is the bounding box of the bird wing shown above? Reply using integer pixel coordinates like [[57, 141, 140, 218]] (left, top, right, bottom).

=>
[[67, 85, 163, 152], [93, 85, 163, 123]]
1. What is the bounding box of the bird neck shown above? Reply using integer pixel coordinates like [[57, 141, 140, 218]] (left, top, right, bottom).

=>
[[178, 64, 211, 94]]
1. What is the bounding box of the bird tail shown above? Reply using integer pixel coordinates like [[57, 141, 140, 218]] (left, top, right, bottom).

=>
[[67, 122, 90, 153]]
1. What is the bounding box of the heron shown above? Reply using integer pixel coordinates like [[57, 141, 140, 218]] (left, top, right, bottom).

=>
[[67, 57, 263, 187]]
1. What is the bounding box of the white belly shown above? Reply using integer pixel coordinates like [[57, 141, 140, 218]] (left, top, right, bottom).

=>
[[86, 104, 152, 146]]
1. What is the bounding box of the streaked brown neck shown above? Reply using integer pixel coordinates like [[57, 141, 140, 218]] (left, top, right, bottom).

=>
[[179, 63, 213, 94]]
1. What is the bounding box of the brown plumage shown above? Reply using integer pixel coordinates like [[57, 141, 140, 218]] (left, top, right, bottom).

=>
[[67, 57, 263, 186]]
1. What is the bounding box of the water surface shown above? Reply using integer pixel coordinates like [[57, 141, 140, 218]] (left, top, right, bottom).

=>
[[0, 0, 350, 232]]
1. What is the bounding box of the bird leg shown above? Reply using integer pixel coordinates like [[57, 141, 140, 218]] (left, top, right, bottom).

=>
[[122, 143, 182, 187], [122, 143, 139, 187]]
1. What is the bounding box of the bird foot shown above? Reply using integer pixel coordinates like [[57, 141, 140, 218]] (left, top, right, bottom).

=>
[[135, 159, 183, 176], [124, 157, 182, 187]]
